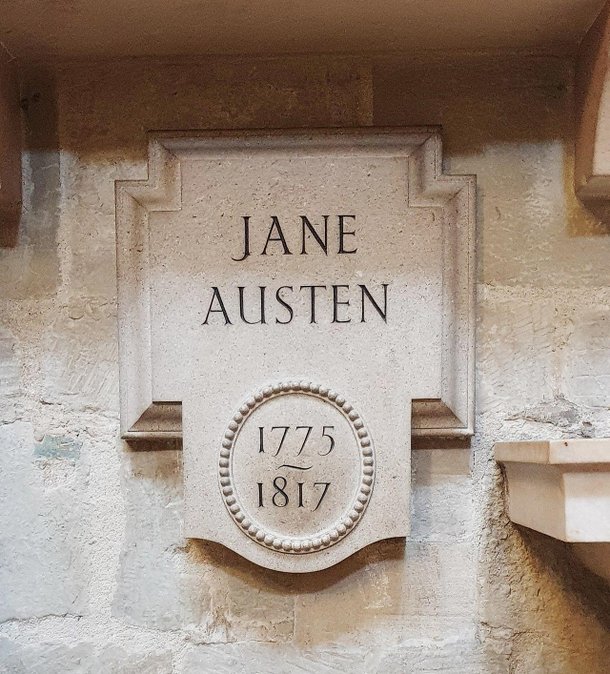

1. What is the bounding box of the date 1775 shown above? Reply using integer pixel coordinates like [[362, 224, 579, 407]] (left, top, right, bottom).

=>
[[256, 425, 335, 511]]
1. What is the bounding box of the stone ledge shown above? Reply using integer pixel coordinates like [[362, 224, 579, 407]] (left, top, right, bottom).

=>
[[122, 398, 468, 443], [496, 438, 610, 583]]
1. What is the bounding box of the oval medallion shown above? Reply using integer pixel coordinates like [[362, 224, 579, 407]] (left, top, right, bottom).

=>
[[218, 381, 374, 553]]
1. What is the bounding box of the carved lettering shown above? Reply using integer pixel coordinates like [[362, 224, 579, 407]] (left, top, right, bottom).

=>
[[202, 284, 390, 325], [232, 215, 357, 259]]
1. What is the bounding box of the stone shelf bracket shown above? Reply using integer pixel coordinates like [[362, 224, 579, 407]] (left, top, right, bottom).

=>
[[576, 2, 610, 223], [496, 439, 610, 584], [0, 44, 21, 247]]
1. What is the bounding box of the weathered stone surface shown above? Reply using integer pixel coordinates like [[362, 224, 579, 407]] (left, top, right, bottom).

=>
[[181, 636, 487, 673], [375, 637, 487, 674], [34, 434, 82, 461], [112, 449, 187, 630], [564, 307, 610, 407], [181, 643, 373, 674], [374, 52, 610, 288], [40, 298, 118, 413], [411, 450, 473, 542], [0, 422, 88, 621], [1, 51, 609, 672], [58, 58, 372, 155], [509, 635, 610, 674], [112, 449, 296, 641], [0, 639, 95, 674], [0, 324, 20, 424], [478, 289, 558, 416], [477, 287, 610, 422], [182, 544, 295, 643], [0, 638, 173, 674], [293, 540, 475, 646], [56, 57, 372, 297]]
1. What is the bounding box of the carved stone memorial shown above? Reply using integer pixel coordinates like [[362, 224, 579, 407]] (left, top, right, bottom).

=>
[[115, 129, 475, 572]]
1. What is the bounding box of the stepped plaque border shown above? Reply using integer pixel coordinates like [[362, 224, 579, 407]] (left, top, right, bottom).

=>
[[115, 127, 476, 444]]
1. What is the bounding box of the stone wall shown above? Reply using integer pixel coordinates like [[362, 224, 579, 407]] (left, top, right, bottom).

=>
[[1, 53, 609, 673]]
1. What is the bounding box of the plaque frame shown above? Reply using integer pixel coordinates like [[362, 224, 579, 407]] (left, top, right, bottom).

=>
[[115, 127, 476, 443]]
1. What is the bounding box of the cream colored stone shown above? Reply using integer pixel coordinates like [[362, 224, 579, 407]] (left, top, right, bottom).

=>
[[1, 50, 610, 672], [112, 449, 186, 631], [496, 439, 610, 582], [0, 422, 88, 621], [293, 541, 476, 646], [375, 52, 610, 288], [0, 639, 173, 674], [496, 439, 610, 539], [55, 58, 371, 298], [576, 2, 610, 220], [563, 307, 610, 407], [115, 129, 475, 571]]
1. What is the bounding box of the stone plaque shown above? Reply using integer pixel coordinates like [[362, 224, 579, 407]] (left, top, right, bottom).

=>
[[115, 129, 475, 572]]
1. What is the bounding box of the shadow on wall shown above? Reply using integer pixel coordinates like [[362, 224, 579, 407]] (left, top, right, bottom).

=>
[[517, 526, 610, 634], [3, 52, 608, 304], [0, 64, 61, 297], [115, 437, 475, 647], [188, 536, 406, 595]]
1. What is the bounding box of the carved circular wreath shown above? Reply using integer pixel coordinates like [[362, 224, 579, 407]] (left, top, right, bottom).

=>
[[218, 381, 375, 554]]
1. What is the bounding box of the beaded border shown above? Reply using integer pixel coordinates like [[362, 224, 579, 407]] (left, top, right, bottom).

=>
[[218, 381, 375, 554]]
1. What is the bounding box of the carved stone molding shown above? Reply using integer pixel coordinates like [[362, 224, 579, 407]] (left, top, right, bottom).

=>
[[116, 128, 476, 445], [120, 398, 465, 443], [219, 381, 374, 554], [115, 127, 476, 570], [576, 2, 610, 222]]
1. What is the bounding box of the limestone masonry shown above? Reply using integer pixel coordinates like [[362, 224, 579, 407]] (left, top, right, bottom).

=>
[[1, 48, 610, 673]]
